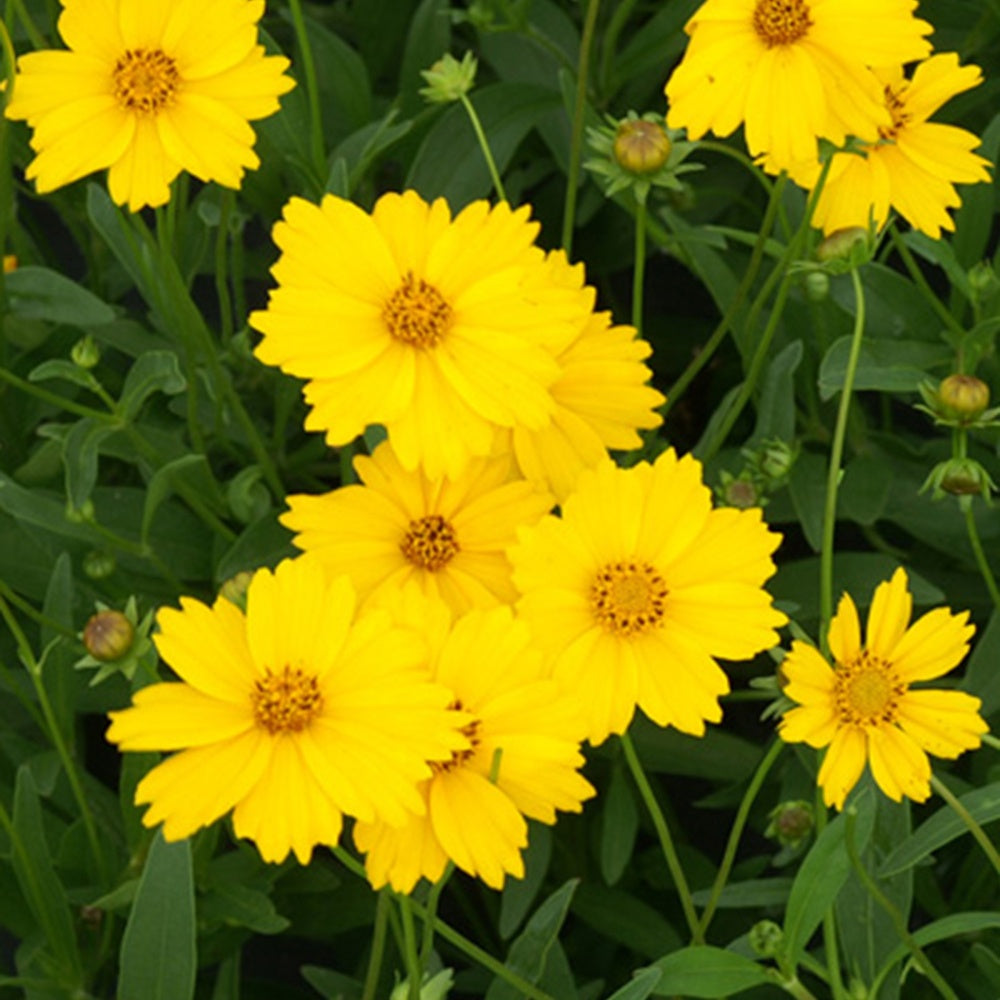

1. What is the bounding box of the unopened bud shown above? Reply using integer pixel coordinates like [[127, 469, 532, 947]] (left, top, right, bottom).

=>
[[71, 334, 101, 370], [420, 52, 477, 104], [814, 226, 874, 273], [766, 800, 814, 848], [613, 119, 671, 175], [219, 570, 254, 611], [803, 270, 830, 302], [758, 439, 797, 482], [938, 374, 989, 422], [83, 551, 116, 580], [65, 499, 96, 524], [83, 610, 134, 661], [921, 457, 997, 502], [968, 261, 1000, 299], [721, 476, 759, 509], [749, 920, 784, 958]]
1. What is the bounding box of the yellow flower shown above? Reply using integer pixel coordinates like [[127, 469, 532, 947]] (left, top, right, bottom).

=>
[[106, 557, 468, 864], [509, 449, 787, 746], [791, 54, 992, 239], [4, 0, 294, 211], [250, 190, 595, 480], [502, 307, 666, 501], [281, 440, 554, 615], [779, 568, 987, 810], [664, 0, 931, 171], [354, 596, 594, 891]]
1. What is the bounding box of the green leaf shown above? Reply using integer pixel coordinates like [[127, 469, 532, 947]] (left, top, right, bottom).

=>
[[485, 879, 577, 1000], [5, 266, 115, 326], [962, 609, 1000, 715], [878, 782, 1000, 877], [818, 336, 950, 401], [650, 947, 770, 997], [118, 831, 196, 1000], [829, 264, 942, 342], [500, 822, 552, 939], [603, 968, 662, 1000], [398, 0, 451, 115], [118, 351, 186, 423], [690, 877, 793, 910], [951, 110, 1000, 269], [406, 82, 561, 207], [839, 452, 892, 527], [630, 715, 763, 783], [63, 418, 115, 510], [199, 882, 289, 935], [749, 339, 803, 445], [572, 884, 681, 961], [787, 450, 826, 552], [300, 964, 362, 1000], [782, 790, 874, 971], [214, 512, 295, 584], [141, 454, 217, 546], [600, 762, 638, 886], [27, 359, 101, 392]]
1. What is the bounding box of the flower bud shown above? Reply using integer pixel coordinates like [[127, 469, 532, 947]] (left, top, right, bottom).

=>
[[420, 52, 477, 104], [921, 457, 997, 502], [71, 334, 101, 370], [219, 570, 254, 611], [803, 270, 829, 303], [83, 610, 134, 661], [938, 374, 989, 422], [613, 119, 671, 175], [2, 254, 17, 273], [765, 800, 814, 848], [83, 551, 116, 580], [758, 439, 797, 482], [815, 226, 874, 273], [65, 498, 96, 524], [718, 473, 760, 510], [968, 261, 1000, 300], [749, 920, 784, 958]]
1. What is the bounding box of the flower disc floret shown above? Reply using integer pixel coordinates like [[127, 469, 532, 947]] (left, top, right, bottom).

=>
[[752, 0, 812, 46]]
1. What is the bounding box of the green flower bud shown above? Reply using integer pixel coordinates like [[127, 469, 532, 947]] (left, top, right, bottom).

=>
[[718, 472, 760, 510], [65, 498, 96, 524], [814, 226, 875, 274], [938, 374, 990, 422], [71, 334, 101, 370], [765, 800, 814, 848], [758, 439, 797, 482], [219, 570, 254, 612], [803, 270, 830, 302], [390, 969, 454, 1000], [83, 551, 116, 580], [613, 119, 671, 175], [749, 920, 784, 958], [968, 261, 1000, 300], [83, 610, 134, 661], [420, 52, 477, 104], [921, 457, 997, 502]]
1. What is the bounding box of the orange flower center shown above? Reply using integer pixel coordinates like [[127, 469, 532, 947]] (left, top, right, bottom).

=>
[[251, 666, 324, 734], [834, 650, 905, 726], [113, 48, 180, 114], [591, 560, 668, 636], [400, 514, 460, 570], [877, 83, 911, 141], [383, 271, 453, 348], [431, 700, 481, 774], [752, 0, 812, 46]]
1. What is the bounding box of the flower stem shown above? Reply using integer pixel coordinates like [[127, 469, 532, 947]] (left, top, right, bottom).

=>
[[361, 891, 391, 1000], [813, 791, 846, 999], [396, 894, 423, 1000], [888, 225, 966, 342], [214, 189, 235, 342], [698, 739, 784, 938], [561, 0, 601, 255], [620, 731, 703, 943], [961, 496, 1000, 613], [458, 92, 507, 203], [930, 774, 1000, 881], [819, 267, 866, 655], [844, 809, 959, 1000], [632, 194, 647, 334], [287, 0, 327, 187], [420, 863, 455, 964]]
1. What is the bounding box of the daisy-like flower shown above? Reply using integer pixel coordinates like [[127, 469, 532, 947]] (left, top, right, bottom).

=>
[[791, 54, 992, 239], [501, 308, 666, 501], [664, 0, 932, 171], [509, 449, 787, 746], [281, 440, 554, 615], [779, 568, 988, 810], [106, 557, 469, 864], [354, 596, 594, 891], [250, 190, 596, 480], [4, 0, 295, 212]]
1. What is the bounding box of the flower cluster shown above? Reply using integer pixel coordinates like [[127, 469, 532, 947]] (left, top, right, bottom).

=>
[[664, 0, 991, 236]]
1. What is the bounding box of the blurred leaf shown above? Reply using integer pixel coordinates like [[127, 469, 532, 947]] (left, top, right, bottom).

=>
[[119, 831, 196, 1000], [818, 336, 950, 401], [787, 450, 825, 552], [300, 964, 361, 1000], [690, 877, 793, 910], [214, 511, 295, 584], [141, 454, 223, 546], [5, 266, 115, 326], [299, 14, 372, 139], [604, 968, 662, 1000], [630, 715, 762, 783], [63, 418, 115, 510], [650, 947, 770, 996], [199, 882, 289, 935], [829, 264, 942, 341], [951, 111, 1000, 269], [27, 360, 101, 393], [486, 879, 577, 1000], [572, 884, 681, 961], [749, 339, 803, 446], [118, 351, 186, 423], [398, 0, 451, 115], [962, 608, 1000, 715], [839, 452, 892, 527], [500, 822, 552, 939], [878, 781, 1000, 877], [600, 762, 639, 886]]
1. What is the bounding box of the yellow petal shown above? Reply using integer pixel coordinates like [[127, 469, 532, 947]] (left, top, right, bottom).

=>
[[817, 726, 867, 810], [865, 568, 912, 659]]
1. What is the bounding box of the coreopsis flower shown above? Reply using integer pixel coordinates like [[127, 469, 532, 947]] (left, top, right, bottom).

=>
[[281, 440, 553, 615], [509, 449, 787, 746], [106, 557, 469, 864], [354, 596, 594, 891], [501, 309, 665, 500], [4, 0, 295, 211], [664, 0, 932, 171], [250, 190, 595, 480], [779, 568, 988, 809], [791, 55, 992, 239]]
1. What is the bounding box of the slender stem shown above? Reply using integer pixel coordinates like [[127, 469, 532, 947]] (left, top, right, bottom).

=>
[[813, 789, 846, 999], [819, 267, 866, 655], [632, 194, 647, 334], [696, 140, 778, 205], [458, 93, 506, 202], [768, 971, 821, 1000], [420, 863, 455, 964], [620, 732, 703, 943], [982, 733, 1000, 752], [0, 365, 115, 422], [597, 0, 638, 94], [0, 580, 75, 639], [11, 0, 46, 48], [888, 226, 966, 341], [361, 891, 391, 1000], [698, 739, 784, 938], [561, 0, 601, 254], [930, 774, 1000, 880], [961, 496, 1000, 613], [214, 190, 235, 342], [844, 810, 959, 1000], [396, 894, 423, 1000], [663, 173, 787, 417], [287, 0, 327, 186]]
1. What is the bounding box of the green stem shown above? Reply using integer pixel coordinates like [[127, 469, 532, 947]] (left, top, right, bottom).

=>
[[10, 0, 46, 48], [0, 579, 75, 639], [397, 894, 423, 1000], [597, 0, 638, 94], [361, 891, 391, 1000], [214, 190, 235, 342], [663, 173, 787, 418], [698, 739, 784, 938], [620, 732, 703, 943], [930, 774, 1000, 881], [813, 790, 846, 999], [420, 863, 455, 964], [961, 496, 1000, 613], [287, 0, 327, 186], [888, 226, 966, 342], [458, 93, 506, 202], [844, 810, 959, 1000], [819, 267, 866, 655], [632, 194, 647, 334], [982, 733, 1000, 752], [0, 365, 116, 421], [695, 140, 779, 206], [561, 0, 601, 255]]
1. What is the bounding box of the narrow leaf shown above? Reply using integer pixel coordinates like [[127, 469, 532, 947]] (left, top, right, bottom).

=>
[[650, 947, 770, 997]]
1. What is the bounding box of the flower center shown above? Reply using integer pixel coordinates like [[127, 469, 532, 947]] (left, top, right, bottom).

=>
[[877, 83, 910, 141], [400, 515, 459, 570], [250, 666, 323, 734], [431, 700, 482, 775], [591, 560, 668, 636], [113, 48, 180, 114], [833, 649, 905, 726], [752, 0, 812, 46], [383, 271, 453, 348]]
